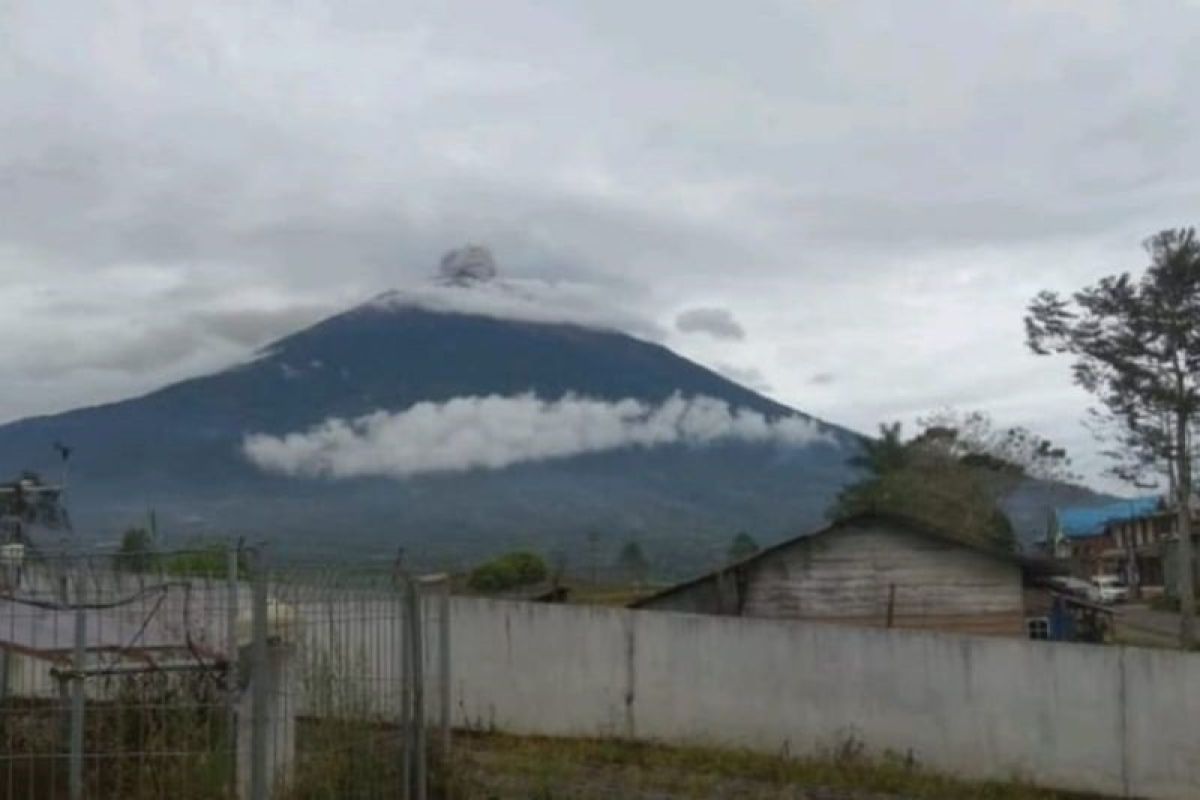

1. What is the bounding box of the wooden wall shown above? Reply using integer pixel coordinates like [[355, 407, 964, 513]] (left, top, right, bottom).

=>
[[643, 519, 1025, 636]]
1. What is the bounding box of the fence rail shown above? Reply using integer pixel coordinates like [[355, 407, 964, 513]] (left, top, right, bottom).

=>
[[0, 547, 449, 800]]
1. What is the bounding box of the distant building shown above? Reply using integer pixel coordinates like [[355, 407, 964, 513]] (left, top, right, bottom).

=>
[[1048, 498, 1162, 577], [1047, 497, 1200, 599], [633, 512, 1067, 639]]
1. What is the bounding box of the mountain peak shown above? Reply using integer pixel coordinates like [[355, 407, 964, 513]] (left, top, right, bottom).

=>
[[437, 244, 498, 286]]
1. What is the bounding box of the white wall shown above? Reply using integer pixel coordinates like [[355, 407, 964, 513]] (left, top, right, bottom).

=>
[[449, 597, 1200, 800]]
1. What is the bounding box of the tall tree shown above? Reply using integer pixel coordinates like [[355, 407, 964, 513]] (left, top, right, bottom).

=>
[[1026, 228, 1200, 647], [916, 409, 1075, 483], [831, 412, 1070, 553], [848, 422, 909, 477]]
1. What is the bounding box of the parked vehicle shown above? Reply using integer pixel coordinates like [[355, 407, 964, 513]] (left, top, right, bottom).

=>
[[1048, 576, 1094, 599], [1089, 574, 1129, 605]]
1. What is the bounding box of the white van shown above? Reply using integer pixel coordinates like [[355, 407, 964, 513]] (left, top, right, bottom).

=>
[[1089, 574, 1129, 605]]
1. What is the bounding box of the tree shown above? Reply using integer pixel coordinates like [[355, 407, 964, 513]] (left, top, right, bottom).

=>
[[116, 527, 156, 572], [467, 551, 549, 593], [830, 413, 1068, 553], [848, 422, 909, 477], [915, 409, 1076, 482], [616, 540, 649, 585], [1026, 228, 1200, 647], [727, 532, 760, 562]]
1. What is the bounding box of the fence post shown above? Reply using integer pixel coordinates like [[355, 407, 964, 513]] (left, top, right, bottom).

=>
[[407, 578, 426, 800], [69, 592, 86, 800], [439, 579, 451, 759], [226, 542, 241, 794], [250, 549, 269, 800], [400, 575, 412, 800]]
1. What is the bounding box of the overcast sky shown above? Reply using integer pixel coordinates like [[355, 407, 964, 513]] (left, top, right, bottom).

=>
[[4, 1, 1200, 493]]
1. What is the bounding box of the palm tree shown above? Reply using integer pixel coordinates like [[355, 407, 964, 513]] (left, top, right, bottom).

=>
[[848, 422, 908, 477]]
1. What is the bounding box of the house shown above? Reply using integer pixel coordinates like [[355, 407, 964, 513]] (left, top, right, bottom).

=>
[[1106, 508, 1176, 594], [633, 512, 1062, 638], [1049, 497, 1162, 577]]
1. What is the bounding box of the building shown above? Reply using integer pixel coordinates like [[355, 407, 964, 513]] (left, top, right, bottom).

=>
[[1106, 508, 1176, 593], [633, 512, 1062, 638], [1049, 497, 1162, 578]]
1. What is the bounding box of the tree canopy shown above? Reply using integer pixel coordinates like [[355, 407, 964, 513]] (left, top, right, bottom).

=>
[[829, 410, 1070, 552], [1026, 227, 1200, 644], [467, 551, 548, 593]]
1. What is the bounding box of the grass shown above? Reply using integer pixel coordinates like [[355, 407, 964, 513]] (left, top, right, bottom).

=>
[[441, 733, 1106, 800], [563, 581, 656, 607]]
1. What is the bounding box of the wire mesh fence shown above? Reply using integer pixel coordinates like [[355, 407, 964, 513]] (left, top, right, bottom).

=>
[[0, 546, 449, 800]]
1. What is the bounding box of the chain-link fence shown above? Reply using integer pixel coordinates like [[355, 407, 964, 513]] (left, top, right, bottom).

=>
[[0, 546, 449, 800]]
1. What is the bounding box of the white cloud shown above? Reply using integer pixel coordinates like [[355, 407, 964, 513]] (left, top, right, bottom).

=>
[[674, 307, 746, 341], [372, 273, 663, 340], [243, 392, 829, 479]]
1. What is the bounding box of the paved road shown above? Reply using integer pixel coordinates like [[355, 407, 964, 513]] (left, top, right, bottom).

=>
[[1114, 602, 1182, 647]]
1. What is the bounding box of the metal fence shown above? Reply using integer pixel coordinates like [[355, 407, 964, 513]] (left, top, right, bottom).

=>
[[0, 547, 449, 799]]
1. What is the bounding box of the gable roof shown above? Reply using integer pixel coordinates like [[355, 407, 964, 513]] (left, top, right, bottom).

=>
[[1055, 497, 1162, 541], [631, 510, 1046, 609]]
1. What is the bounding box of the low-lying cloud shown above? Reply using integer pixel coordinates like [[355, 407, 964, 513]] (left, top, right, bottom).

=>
[[243, 393, 828, 479]]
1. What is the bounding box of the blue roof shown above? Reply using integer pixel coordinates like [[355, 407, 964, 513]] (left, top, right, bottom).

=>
[[1056, 497, 1162, 540]]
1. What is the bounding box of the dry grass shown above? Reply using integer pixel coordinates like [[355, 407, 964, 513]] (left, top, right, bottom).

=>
[[564, 582, 656, 607], [440, 733, 1108, 800]]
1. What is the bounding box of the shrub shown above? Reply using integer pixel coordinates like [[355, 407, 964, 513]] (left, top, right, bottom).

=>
[[468, 551, 548, 593], [164, 544, 247, 579]]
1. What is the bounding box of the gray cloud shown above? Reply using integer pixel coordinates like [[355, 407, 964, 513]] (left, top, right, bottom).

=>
[[192, 305, 337, 348], [4, 0, 1200, 491], [675, 307, 746, 340], [809, 372, 836, 386]]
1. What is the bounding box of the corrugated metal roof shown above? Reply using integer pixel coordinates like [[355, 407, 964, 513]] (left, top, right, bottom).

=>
[[1055, 497, 1162, 540]]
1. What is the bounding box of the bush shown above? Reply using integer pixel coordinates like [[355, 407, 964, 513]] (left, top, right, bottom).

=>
[[164, 544, 247, 579], [468, 551, 548, 593]]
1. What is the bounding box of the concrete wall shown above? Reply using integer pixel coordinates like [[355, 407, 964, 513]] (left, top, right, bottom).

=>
[[449, 597, 1200, 799]]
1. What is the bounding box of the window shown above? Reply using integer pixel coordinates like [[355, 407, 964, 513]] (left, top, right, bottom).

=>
[[1027, 617, 1050, 640]]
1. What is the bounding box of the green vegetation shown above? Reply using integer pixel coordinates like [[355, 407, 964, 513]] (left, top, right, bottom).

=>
[[1027, 227, 1200, 646], [831, 410, 1071, 552], [164, 544, 246, 579], [727, 531, 760, 562], [111, 529, 247, 580], [468, 550, 549, 593], [443, 732, 1100, 799]]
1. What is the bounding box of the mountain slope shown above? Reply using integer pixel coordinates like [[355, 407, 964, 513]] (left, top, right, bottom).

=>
[[1, 268, 1119, 570], [0, 290, 861, 572]]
